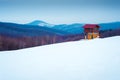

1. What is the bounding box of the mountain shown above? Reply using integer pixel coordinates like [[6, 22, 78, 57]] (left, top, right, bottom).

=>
[[52, 23, 84, 34], [52, 22, 120, 35], [27, 20, 54, 27], [27, 20, 85, 34], [99, 22, 120, 30], [0, 22, 73, 51], [0, 21, 120, 50], [0, 36, 120, 80], [27, 20, 120, 35], [0, 22, 69, 37]]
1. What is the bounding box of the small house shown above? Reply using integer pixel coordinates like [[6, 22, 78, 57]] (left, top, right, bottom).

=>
[[83, 24, 100, 39]]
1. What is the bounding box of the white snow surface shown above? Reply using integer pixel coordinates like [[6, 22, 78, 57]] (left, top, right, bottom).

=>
[[0, 36, 120, 80]]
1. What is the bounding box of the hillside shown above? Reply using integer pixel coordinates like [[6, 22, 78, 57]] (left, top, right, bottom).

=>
[[0, 22, 74, 50], [0, 36, 120, 80]]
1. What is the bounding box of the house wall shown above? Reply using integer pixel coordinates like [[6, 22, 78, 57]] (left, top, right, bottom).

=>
[[85, 32, 99, 39]]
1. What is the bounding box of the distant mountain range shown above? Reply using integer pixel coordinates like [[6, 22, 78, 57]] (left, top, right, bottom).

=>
[[27, 20, 54, 27], [53, 22, 120, 34], [99, 22, 120, 30], [0, 20, 120, 51], [27, 20, 84, 34], [0, 21, 69, 37], [27, 20, 120, 34], [0, 20, 120, 37]]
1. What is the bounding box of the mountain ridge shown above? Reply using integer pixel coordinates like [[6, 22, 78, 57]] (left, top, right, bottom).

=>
[[27, 20, 54, 27]]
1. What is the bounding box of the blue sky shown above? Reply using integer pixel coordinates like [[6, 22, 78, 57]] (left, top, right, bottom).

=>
[[0, 0, 120, 24]]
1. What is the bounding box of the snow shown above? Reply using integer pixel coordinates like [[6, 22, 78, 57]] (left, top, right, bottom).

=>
[[28, 20, 54, 27], [0, 36, 120, 80]]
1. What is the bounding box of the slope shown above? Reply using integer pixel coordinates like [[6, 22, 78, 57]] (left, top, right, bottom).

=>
[[0, 36, 120, 80]]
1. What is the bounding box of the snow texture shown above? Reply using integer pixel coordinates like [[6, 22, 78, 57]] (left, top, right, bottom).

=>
[[0, 36, 120, 80]]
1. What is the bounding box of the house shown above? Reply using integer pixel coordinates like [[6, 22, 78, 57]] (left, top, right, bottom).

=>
[[83, 24, 100, 39]]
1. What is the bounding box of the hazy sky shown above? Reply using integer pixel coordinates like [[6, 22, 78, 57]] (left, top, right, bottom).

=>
[[0, 0, 120, 24]]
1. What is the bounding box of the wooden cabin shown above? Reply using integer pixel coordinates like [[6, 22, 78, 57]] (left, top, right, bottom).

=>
[[83, 24, 100, 39]]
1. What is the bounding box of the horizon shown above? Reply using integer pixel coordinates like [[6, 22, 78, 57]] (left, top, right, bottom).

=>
[[0, 0, 120, 24], [0, 20, 120, 25]]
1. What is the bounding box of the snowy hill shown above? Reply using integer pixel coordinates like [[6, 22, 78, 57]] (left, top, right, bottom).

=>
[[28, 20, 54, 27], [0, 36, 120, 80]]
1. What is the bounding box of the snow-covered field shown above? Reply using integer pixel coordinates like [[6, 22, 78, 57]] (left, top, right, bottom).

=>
[[0, 36, 120, 80]]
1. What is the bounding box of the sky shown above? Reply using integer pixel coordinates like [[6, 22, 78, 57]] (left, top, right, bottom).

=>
[[0, 0, 120, 24]]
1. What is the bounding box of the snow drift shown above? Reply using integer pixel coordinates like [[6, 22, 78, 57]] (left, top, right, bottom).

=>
[[0, 36, 120, 80]]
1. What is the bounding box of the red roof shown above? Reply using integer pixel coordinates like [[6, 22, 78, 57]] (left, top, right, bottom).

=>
[[83, 24, 100, 28]]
